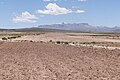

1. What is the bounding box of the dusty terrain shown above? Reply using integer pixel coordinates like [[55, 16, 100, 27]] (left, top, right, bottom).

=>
[[0, 42, 120, 80], [0, 32, 120, 80], [12, 32, 120, 43], [8, 32, 120, 49]]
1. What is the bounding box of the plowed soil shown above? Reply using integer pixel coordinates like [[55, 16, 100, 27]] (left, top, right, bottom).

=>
[[0, 42, 120, 80]]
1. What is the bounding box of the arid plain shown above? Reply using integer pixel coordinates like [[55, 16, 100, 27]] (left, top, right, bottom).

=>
[[0, 32, 120, 80]]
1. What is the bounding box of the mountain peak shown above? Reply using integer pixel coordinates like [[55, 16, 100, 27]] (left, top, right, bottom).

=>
[[38, 23, 120, 33]]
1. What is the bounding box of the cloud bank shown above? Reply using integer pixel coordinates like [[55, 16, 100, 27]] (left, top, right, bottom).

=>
[[37, 3, 72, 15], [13, 11, 38, 23]]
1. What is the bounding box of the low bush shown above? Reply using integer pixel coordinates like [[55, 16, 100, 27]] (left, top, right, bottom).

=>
[[7, 36, 21, 40], [17, 35, 21, 38], [64, 42, 69, 44], [10, 36, 17, 39], [8, 37, 12, 39], [56, 41, 61, 44], [49, 40, 52, 42], [91, 41, 96, 44], [30, 40, 33, 42], [2, 37, 7, 40]]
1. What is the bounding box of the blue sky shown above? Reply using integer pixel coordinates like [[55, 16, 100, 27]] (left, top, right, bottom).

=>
[[0, 0, 120, 29]]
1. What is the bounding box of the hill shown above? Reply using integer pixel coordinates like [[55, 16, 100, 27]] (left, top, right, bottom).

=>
[[0, 23, 120, 33]]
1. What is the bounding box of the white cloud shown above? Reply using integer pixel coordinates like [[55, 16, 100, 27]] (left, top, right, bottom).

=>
[[37, 3, 72, 15], [76, 10, 85, 13], [13, 11, 38, 23]]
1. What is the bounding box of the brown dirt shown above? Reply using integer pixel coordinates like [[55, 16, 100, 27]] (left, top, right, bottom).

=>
[[12, 32, 120, 43], [0, 42, 120, 80]]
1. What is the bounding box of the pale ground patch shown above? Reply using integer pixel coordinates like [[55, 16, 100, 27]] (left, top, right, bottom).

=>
[[12, 32, 120, 50]]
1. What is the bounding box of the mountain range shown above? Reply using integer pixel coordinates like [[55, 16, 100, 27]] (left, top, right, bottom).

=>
[[38, 23, 120, 33], [0, 23, 120, 33]]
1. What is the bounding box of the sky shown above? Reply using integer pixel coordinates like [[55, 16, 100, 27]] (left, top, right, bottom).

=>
[[0, 0, 120, 29]]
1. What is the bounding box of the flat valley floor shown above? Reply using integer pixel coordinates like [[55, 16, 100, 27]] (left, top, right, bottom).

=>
[[0, 42, 120, 80], [0, 32, 120, 80]]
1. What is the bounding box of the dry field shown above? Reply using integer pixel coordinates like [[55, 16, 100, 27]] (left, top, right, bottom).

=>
[[10, 32, 120, 49], [0, 32, 120, 80], [12, 32, 120, 43]]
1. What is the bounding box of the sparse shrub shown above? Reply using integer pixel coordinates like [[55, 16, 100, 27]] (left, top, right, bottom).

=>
[[40, 41, 43, 43], [72, 42, 75, 44], [17, 35, 21, 38], [30, 40, 33, 42], [60, 41, 64, 44], [91, 41, 96, 44], [36, 33, 40, 35], [56, 41, 61, 44], [82, 42, 86, 44], [2, 37, 7, 40], [64, 42, 69, 44], [8, 37, 12, 39], [10, 36, 17, 39], [49, 40, 52, 42], [7, 36, 21, 40]]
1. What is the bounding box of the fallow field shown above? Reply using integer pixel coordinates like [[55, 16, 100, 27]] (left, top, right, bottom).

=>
[[0, 32, 120, 80]]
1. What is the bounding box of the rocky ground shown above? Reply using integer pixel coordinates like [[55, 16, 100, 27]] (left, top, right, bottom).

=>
[[0, 42, 120, 80]]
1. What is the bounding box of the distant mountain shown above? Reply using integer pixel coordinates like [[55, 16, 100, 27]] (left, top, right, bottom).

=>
[[38, 23, 95, 32], [0, 23, 120, 33], [0, 29, 14, 32], [38, 23, 120, 33], [13, 28, 73, 32]]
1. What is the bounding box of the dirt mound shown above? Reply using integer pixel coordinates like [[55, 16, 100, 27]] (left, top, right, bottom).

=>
[[0, 42, 120, 80]]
